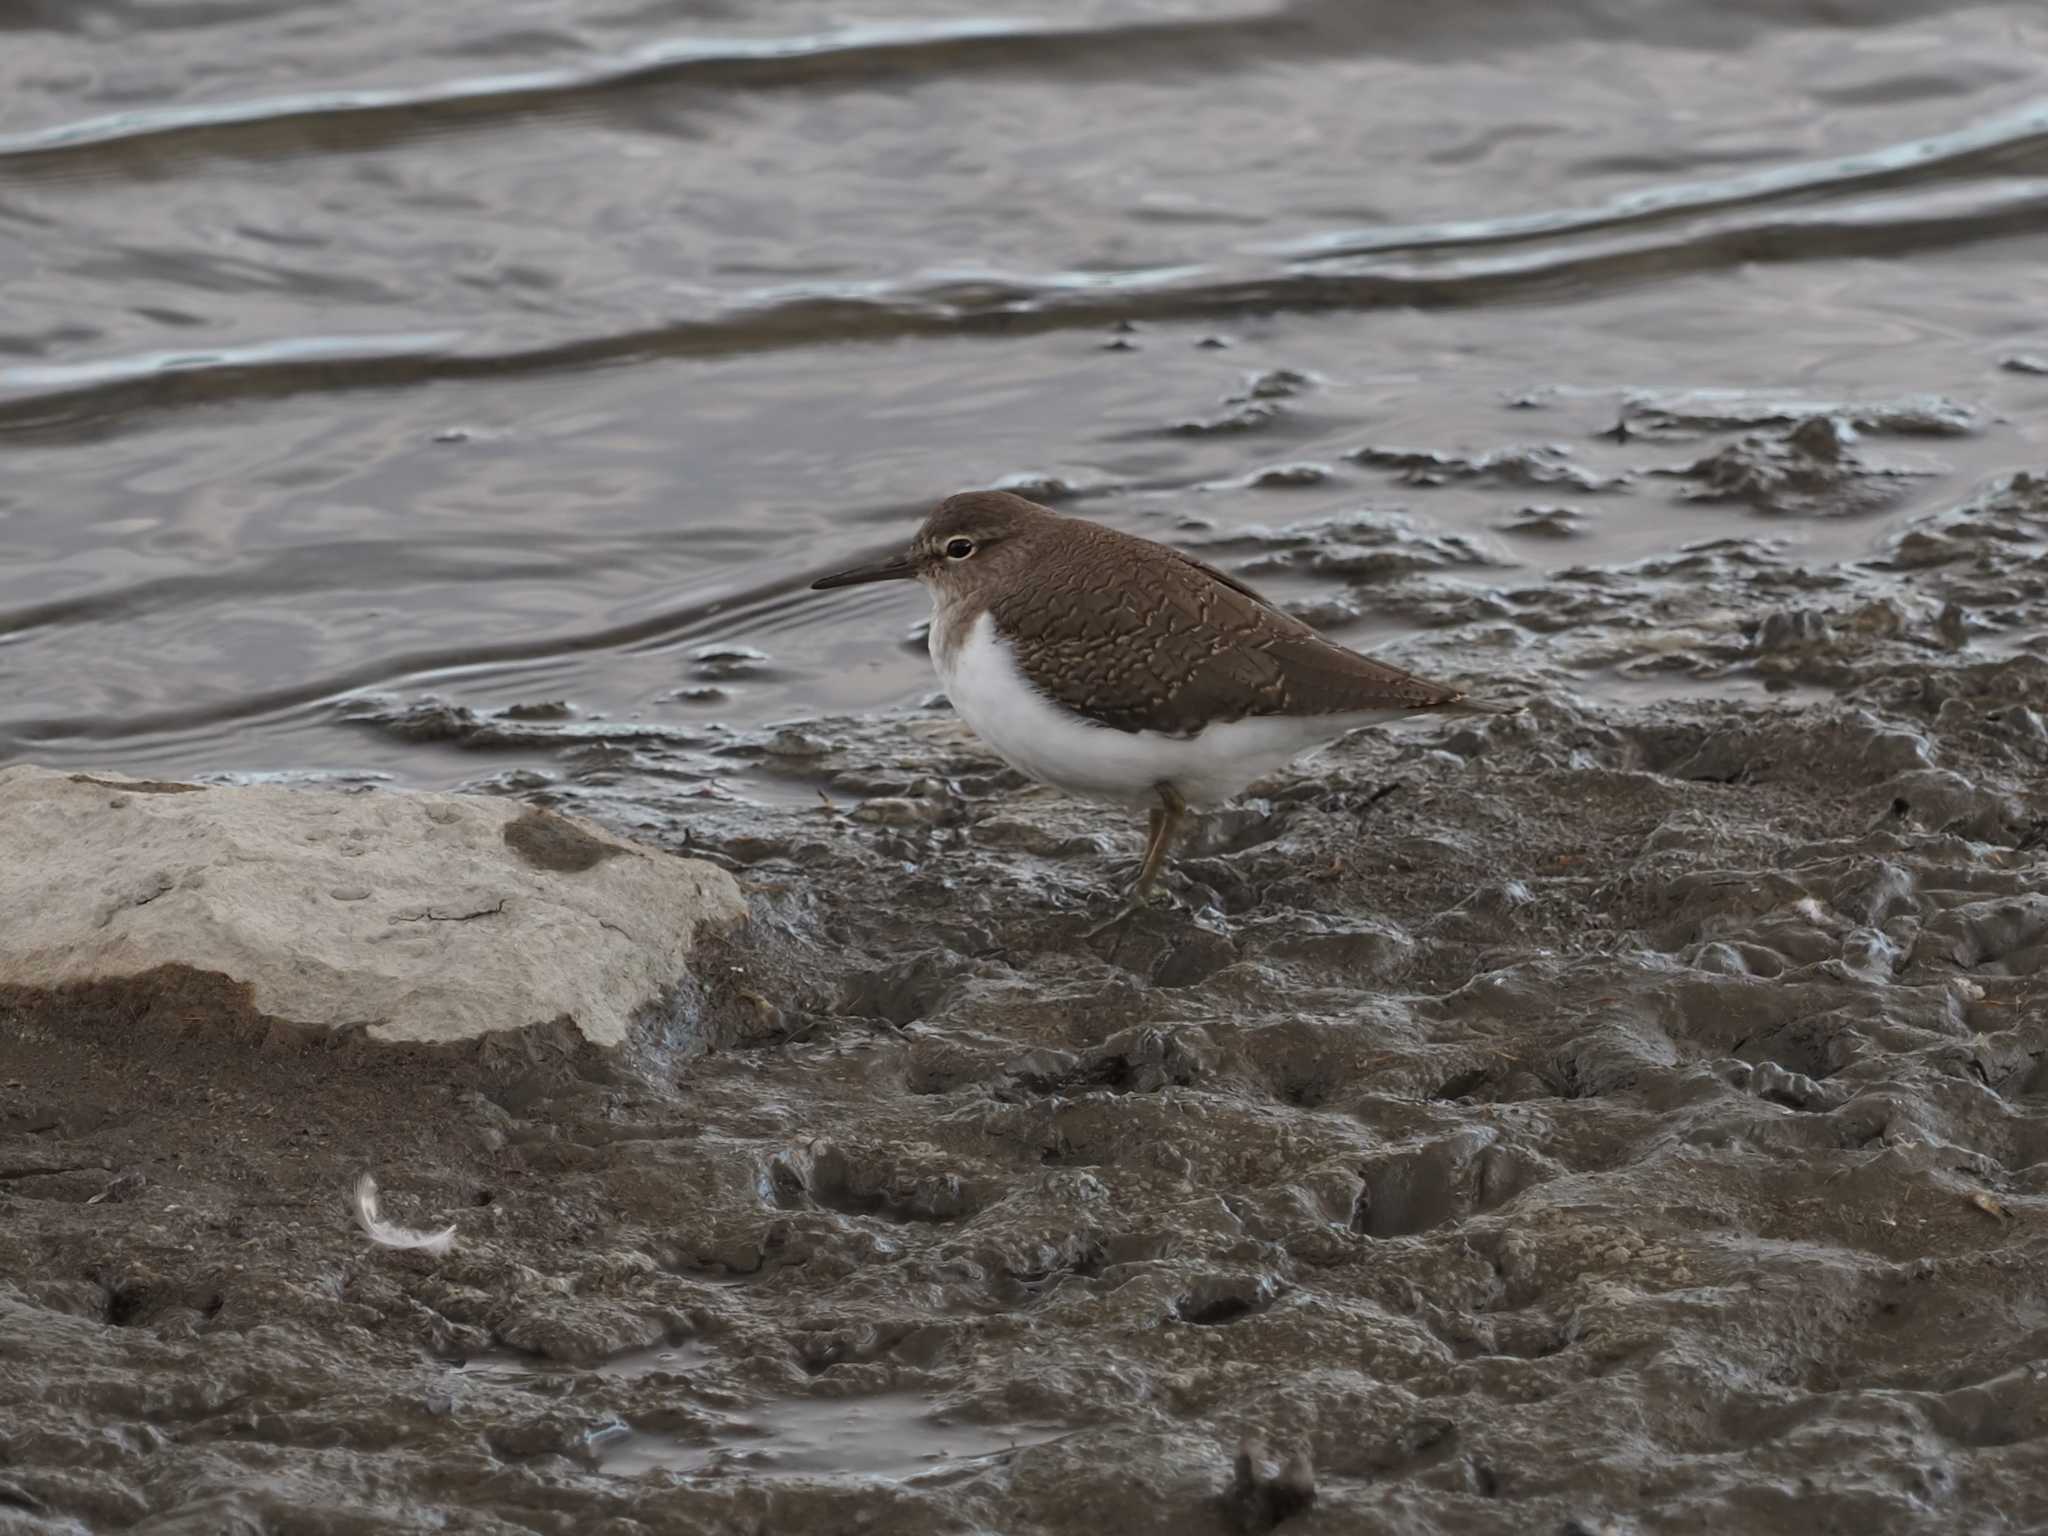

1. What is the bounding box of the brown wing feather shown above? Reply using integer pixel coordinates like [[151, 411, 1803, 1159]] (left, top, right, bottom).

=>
[[986, 520, 1466, 735]]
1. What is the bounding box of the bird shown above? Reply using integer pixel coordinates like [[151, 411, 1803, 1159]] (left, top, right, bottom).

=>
[[810, 490, 1512, 932]]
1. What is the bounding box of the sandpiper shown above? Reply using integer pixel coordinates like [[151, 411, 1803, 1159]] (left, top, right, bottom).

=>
[[812, 491, 1509, 931]]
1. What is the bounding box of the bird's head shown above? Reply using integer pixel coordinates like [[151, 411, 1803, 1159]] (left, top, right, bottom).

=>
[[810, 490, 1058, 597]]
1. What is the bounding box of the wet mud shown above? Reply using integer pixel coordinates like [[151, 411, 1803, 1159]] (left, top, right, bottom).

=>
[[12, 455, 2048, 1528]]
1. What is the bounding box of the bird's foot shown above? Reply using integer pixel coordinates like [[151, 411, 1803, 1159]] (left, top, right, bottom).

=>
[[1083, 896, 1144, 941], [1086, 786, 1187, 942], [1082, 876, 1177, 940]]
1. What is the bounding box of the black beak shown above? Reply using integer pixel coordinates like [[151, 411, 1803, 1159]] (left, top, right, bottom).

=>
[[810, 552, 917, 590]]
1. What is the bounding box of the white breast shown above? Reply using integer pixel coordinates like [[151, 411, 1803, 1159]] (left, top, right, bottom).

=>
[[930, 609, 1396, 810]]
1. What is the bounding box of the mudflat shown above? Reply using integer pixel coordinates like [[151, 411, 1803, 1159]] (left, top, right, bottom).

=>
[[7, 0, 2048, 1529]]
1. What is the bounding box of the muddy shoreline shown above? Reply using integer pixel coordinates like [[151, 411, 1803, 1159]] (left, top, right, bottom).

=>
[[10, 0, 2048, 1525], [9, 488, 2048, 1528]]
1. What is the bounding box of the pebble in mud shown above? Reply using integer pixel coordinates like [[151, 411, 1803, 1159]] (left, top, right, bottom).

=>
[[761, 727, 834, 760], [499, 700, 574, 721], [1498, 503, 1589, 538], [851, 794, 946, 827], [687, 644, 774, 681], [1236, 368, 1315, 400], [1170, 399, 1284, 435], [1243, 462, 1333, 488], [1755, 608, 1832, 651]]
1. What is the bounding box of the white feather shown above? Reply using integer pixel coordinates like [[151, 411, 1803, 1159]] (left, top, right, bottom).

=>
[[932, 609, 1406, 809], [352, 1172, 456, 1257]]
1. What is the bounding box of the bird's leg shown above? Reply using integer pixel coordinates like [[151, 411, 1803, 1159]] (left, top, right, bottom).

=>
[[1130, 783, 1187, 903], [1086, 783, 1187, 938]]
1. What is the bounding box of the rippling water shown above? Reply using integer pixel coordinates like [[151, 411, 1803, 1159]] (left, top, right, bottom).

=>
[[5, 0, 2048, 788]]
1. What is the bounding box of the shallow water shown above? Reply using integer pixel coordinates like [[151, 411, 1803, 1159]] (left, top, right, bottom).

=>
[[606, 1391, 1066, 1481], [460, 1344, 1065, 1480], [5, 0, 2048, 791]]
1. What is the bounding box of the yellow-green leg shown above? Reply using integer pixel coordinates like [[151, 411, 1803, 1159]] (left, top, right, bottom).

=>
[[1086, 783, 1187, 937]]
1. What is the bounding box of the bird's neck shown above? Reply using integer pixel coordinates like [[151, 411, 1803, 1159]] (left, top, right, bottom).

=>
[[928, 587, 989, 669]]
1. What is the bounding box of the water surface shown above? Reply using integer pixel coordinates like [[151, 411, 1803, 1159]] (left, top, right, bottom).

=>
[[6, 0, 2048, 790]]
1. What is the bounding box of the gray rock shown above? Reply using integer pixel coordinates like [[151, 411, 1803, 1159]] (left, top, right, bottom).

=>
[[0, 766, 745, 1046]]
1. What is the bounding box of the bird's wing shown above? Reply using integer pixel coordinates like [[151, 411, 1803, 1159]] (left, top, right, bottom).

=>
[[988, 531, 1466, 736]]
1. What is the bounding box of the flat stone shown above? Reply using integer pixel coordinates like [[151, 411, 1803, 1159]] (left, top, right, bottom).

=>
[[0, 766, 747, 1046]]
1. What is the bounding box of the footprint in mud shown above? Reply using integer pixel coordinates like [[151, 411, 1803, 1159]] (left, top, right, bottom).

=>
[[1221, 1439, 1316, 1534], [1172, 1271, 1286, 1327], [768, 1141, 986, 1224], [1355, 1127, 1546, 1238]]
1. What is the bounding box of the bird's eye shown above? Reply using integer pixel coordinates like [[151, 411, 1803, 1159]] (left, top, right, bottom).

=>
[[945, 538, 975, 560]]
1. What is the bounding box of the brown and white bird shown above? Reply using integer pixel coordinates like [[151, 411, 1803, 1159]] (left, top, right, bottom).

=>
[[812, 491, 1508, 930]]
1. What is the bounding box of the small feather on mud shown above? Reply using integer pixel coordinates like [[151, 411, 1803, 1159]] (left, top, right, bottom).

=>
[[1968, 1190, 2012, 1222], [351, 1172, 456, 1256]]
